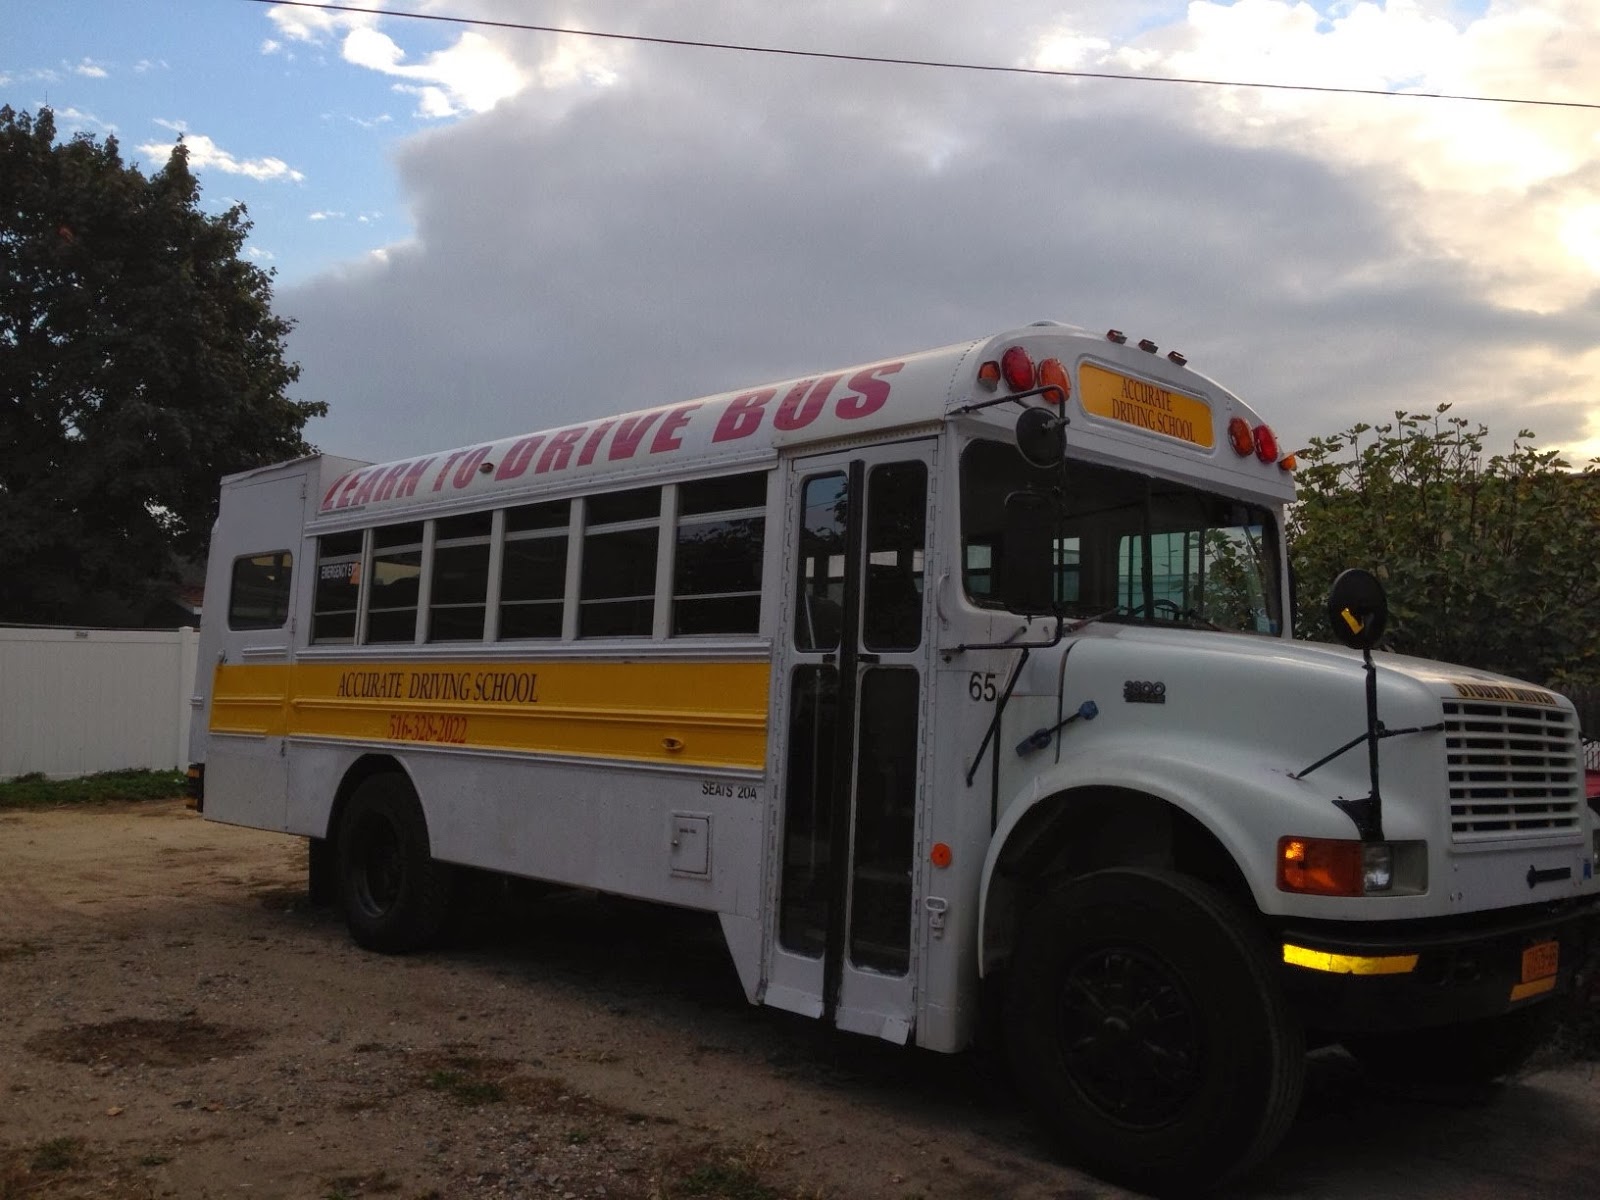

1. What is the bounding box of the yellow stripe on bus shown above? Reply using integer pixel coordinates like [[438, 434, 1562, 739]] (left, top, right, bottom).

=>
[[210, 659, 771, 769]]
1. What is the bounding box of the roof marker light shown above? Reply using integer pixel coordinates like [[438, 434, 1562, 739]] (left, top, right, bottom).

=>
[[1254, 423, 1280, 464], [1106, 329, 1127, 344], [1037, 357, 1070, 404], [1138, 338, 1158, 354], [977, 360, 1001, 390], [1167, 350, 1187, 367], [1279, 453, 1298, 472], [1000, 345, 1036, 391], [1227, 416, 1253, 457]]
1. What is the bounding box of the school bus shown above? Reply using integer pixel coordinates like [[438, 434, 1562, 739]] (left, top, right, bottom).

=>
[[189, 322, 1599, 1193]]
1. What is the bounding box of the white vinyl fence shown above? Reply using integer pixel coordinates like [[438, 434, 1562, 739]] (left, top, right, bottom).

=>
[[0, 626, 200, 779]]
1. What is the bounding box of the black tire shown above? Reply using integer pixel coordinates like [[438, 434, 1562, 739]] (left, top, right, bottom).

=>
[[1005, 868, 1305, 1196], [337, 774, 453, 954], [1343, 1005, 1557, 1085]]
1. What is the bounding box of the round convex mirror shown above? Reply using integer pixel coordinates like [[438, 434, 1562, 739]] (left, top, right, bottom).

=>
[[1326, 568, 1388, 650], [1015, 406, 1065, 469]]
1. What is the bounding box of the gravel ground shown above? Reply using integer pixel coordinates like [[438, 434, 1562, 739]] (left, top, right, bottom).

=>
[[1, 799, 1596, 1200]]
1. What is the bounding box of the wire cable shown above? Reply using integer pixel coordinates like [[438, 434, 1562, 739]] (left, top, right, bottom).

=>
[[247, 0, 1600, 112]]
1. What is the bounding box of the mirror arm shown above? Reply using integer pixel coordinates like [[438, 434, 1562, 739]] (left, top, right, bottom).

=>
[[951, 384, 1068, 416]]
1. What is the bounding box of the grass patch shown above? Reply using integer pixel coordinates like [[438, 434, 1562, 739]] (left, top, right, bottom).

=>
[[0, 768, 186, 810], [0, 941, 41, 964], [30, 1136, 85, 1172], [323, 1169, 401, 1197], [422, 1068, 504, 1107], [663, 1145, 783, 1200], [673, 1162, 779, 1200]]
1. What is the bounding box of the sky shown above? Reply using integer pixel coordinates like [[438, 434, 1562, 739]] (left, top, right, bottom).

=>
[[6, 0, 1600, 469]]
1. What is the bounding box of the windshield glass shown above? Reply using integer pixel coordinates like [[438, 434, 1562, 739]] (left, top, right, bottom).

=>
[[961, 439, 1283, 634]]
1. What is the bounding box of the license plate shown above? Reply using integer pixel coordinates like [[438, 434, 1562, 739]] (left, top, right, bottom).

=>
[[1521, 940, 1559, 983]]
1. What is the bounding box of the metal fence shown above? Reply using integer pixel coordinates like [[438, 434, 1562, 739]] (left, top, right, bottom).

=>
[[0, 626, 200, 779]]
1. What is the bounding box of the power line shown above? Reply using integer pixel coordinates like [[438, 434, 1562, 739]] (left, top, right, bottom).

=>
[[248, 0, 1600, 113]]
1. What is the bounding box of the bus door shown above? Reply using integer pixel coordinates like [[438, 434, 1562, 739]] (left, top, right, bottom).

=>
[[765, 441, 935, 1043], [199, 465, 308, 831]]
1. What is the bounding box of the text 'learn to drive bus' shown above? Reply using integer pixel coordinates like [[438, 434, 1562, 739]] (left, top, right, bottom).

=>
[[189, 320, 1599, 1194]]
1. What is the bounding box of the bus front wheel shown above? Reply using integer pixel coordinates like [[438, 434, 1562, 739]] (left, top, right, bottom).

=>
[[337, 774, 453, 954], [1005, 868, 1304, 1195]]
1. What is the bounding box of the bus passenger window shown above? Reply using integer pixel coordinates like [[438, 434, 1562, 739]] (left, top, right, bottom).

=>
[[228, 551, 293, 631], [366, 522, 424, 644], [428, 511, 492, 642], [673, 472, 766, 636], [312, 531, 363, 644], [580, 487, 660, 638], [501, 500, 570, 640]]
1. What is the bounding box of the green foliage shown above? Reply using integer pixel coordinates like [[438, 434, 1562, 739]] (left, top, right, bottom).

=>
[[0, 105, 326, 626], [1289, 405, 1600, 688], [0, 767, 186, 808]]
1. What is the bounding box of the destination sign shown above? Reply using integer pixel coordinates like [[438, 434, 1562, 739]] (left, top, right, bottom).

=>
[[1079, 363, 1214, 449]]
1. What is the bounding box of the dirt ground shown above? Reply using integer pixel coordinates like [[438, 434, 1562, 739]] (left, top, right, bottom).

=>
[[1, 801, 1597, 1200]]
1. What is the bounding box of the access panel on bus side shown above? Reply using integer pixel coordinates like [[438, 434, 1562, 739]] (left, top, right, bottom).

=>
[[197, 463, 314, 832]]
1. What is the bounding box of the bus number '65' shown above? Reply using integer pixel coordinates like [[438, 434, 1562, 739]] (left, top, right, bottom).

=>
[[968, 672, 997, 702]]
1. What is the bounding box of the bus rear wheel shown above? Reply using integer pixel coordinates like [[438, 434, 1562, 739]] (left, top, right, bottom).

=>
[[337, 774, 453, 954], [1005, 868, 1304, 1195]]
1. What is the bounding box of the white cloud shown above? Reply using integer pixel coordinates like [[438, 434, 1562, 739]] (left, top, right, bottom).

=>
[[309, 210, 345, 221], [274, 1, 1600, 470], [54, 107, 115, 135], [264, 1, 379, 43], [248, 246, 276, 261], [73, 58, 108, 78], [138, 130, 306, 183], [1075, 0, 1600, 313], [262, 39, 282, 55], [343, 27, 528, 117]]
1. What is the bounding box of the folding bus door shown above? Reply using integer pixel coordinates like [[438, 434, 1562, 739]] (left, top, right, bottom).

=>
[[764, 441, 934, 1043]]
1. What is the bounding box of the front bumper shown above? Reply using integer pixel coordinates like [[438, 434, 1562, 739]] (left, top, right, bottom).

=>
[[1277, 897, 1600, 1035]]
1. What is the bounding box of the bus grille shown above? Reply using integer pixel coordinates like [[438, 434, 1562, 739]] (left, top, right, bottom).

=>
[[1444, 700, 1584, 844]]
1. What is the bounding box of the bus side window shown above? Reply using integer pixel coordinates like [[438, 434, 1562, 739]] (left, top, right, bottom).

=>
[[501, 500, 570, 640], [673, 471, 766, 636], [365, 522, 424, 644], [228, 551, 293, 631], [428, 511, 492, 642], [580, 486, 661, 638], [312, 532, 363, 644]]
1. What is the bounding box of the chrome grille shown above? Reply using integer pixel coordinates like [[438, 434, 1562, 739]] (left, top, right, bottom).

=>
[[1444, 700, 1583, 844]]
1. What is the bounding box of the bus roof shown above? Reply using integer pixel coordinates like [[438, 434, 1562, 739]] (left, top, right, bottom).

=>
[[306, 322, 1294, 525]]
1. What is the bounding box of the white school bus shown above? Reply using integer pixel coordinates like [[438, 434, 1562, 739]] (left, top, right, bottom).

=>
[[190, 322, 1599, 1193]]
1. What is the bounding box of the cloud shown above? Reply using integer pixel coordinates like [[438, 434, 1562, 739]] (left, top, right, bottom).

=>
[[342, 27, 529, 117], [139, 128, 306, 182], [53, 107, 116, 135], [73, 58, 108, 78], [264, 1, 380, 44], [308, 210, 345, 221], [275, 1, 1600, 469]]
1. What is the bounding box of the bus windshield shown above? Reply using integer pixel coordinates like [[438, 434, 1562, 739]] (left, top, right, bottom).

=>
[[961, 439, 1283, 635]]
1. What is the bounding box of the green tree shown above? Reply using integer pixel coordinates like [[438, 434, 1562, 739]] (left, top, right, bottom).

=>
[[0, 106, 325, 626], [1289, 405, 1600, 688]]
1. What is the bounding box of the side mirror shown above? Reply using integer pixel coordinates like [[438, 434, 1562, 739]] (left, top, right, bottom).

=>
[[1015, 406, 1065, 469], [1326, 568, 1387, 650], [1001, 491, 1056, 614]]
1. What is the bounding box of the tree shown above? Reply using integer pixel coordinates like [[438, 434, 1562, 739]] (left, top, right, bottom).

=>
[[1289, 405, 1600, 689], [0, 105, 326, 626]]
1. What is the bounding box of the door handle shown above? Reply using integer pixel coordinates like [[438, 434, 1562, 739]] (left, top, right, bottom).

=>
[[857, 653, 881, 664]]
